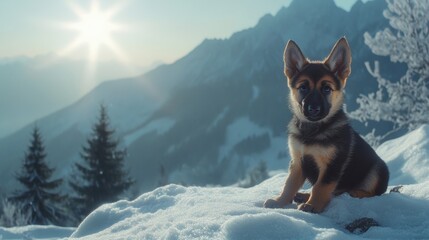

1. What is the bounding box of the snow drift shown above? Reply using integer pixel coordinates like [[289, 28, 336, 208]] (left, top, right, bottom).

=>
[[2, 125, 429, 239], [68, 176, 429, 239]]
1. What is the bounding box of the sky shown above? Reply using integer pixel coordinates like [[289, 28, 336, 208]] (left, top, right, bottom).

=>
[[0, 0, 359, 68], [0, 0, 360, 138]]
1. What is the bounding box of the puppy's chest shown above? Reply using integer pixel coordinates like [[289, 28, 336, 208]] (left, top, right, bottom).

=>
[[289, 136, 337, 171]]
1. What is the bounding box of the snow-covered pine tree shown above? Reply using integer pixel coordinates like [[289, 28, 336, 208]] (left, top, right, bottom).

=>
[[0, 199, 31, 227], [349, 0, 429, 146], [69, 105, 134, 220], [9, 126, 66, 226]]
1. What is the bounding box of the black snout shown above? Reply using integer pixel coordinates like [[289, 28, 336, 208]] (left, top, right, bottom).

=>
[[301, 91, 329, 121], [307, 105, 321, 116]]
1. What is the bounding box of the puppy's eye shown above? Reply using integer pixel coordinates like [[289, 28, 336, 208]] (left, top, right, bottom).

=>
[[322, 85, 332, 94], [298, 85, 308, 93]]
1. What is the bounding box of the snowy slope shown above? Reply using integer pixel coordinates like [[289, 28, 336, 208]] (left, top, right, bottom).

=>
[[377, 125, 429, 185], [3, 124, 429, 239], [3, 179, 429, 239], [67, 177, 429, 240]]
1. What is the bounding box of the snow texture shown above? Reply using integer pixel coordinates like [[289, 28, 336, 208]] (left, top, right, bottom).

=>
[[73, 177, 429, 239], [3, 125, 429, 239]]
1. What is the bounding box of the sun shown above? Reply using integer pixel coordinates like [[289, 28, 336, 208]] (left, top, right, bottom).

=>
[[76, 6, 113, 48], [60, 1, 127, 64]]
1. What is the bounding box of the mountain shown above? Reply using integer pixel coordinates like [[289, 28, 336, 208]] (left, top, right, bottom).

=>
[[0, 0, 405, 195], [0, 55, 156, 138], [3, 124, 429, 239]]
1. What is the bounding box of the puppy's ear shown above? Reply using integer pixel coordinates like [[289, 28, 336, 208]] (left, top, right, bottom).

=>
[[324, 37, 352, 87], [284, 40, 308, 80]]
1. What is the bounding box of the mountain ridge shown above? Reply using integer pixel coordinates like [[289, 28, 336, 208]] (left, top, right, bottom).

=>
[[0, 0, 404, 195]]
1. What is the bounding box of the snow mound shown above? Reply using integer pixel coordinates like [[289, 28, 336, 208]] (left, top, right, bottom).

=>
[[69, 174, 429, 239], [377, 125, 429, 185]]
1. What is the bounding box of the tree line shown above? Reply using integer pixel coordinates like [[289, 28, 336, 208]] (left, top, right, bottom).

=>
[[0, 105, 134, 227]]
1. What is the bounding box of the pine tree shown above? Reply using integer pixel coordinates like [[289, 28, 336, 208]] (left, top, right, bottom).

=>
[[69, 105, 134, 220], [9, 126, 65, 226]]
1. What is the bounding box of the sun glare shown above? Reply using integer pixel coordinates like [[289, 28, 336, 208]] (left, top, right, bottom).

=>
[[60, 1, 127, 65], [78, 8, 112, 47]]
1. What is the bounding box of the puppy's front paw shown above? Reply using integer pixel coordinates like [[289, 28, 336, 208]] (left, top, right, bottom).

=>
[[298, 203, 316, 213], [263, 198, 283, 208]]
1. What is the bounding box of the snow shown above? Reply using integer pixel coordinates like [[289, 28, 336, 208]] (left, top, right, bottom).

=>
[[207, 107, 230, 131], [219, 117, 289, 170], [72, 176, 429, 239], [377, 124, 429, 185], [249, 136, 289, 170], [219, 117, 268, 160], [123, 118, 176, 145], [4, 124, 429, 239], [0, 225, 74, 240], [251, 85, 260, 101]]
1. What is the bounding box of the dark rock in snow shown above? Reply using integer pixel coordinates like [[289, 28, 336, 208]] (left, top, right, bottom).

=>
[[390, 185, 403, 193], [345, 217, 380, 234]]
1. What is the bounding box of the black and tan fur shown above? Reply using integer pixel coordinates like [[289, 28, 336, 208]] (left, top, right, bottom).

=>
[[264, 37, 389, 213]]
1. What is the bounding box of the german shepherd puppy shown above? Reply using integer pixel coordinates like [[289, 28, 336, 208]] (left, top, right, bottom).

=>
[[264, 37, 389, 213]]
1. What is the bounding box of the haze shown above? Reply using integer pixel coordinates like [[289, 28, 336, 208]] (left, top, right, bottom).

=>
[[0, 0, 359, 138]]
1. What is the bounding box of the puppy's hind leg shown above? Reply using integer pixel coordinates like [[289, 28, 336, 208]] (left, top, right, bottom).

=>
[[348, 189, 375, 198], [349, 166, 385, 198], [294, 192, 310, 204]]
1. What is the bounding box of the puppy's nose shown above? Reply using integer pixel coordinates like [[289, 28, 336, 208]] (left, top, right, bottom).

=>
[[308, 105, 321, 116]]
